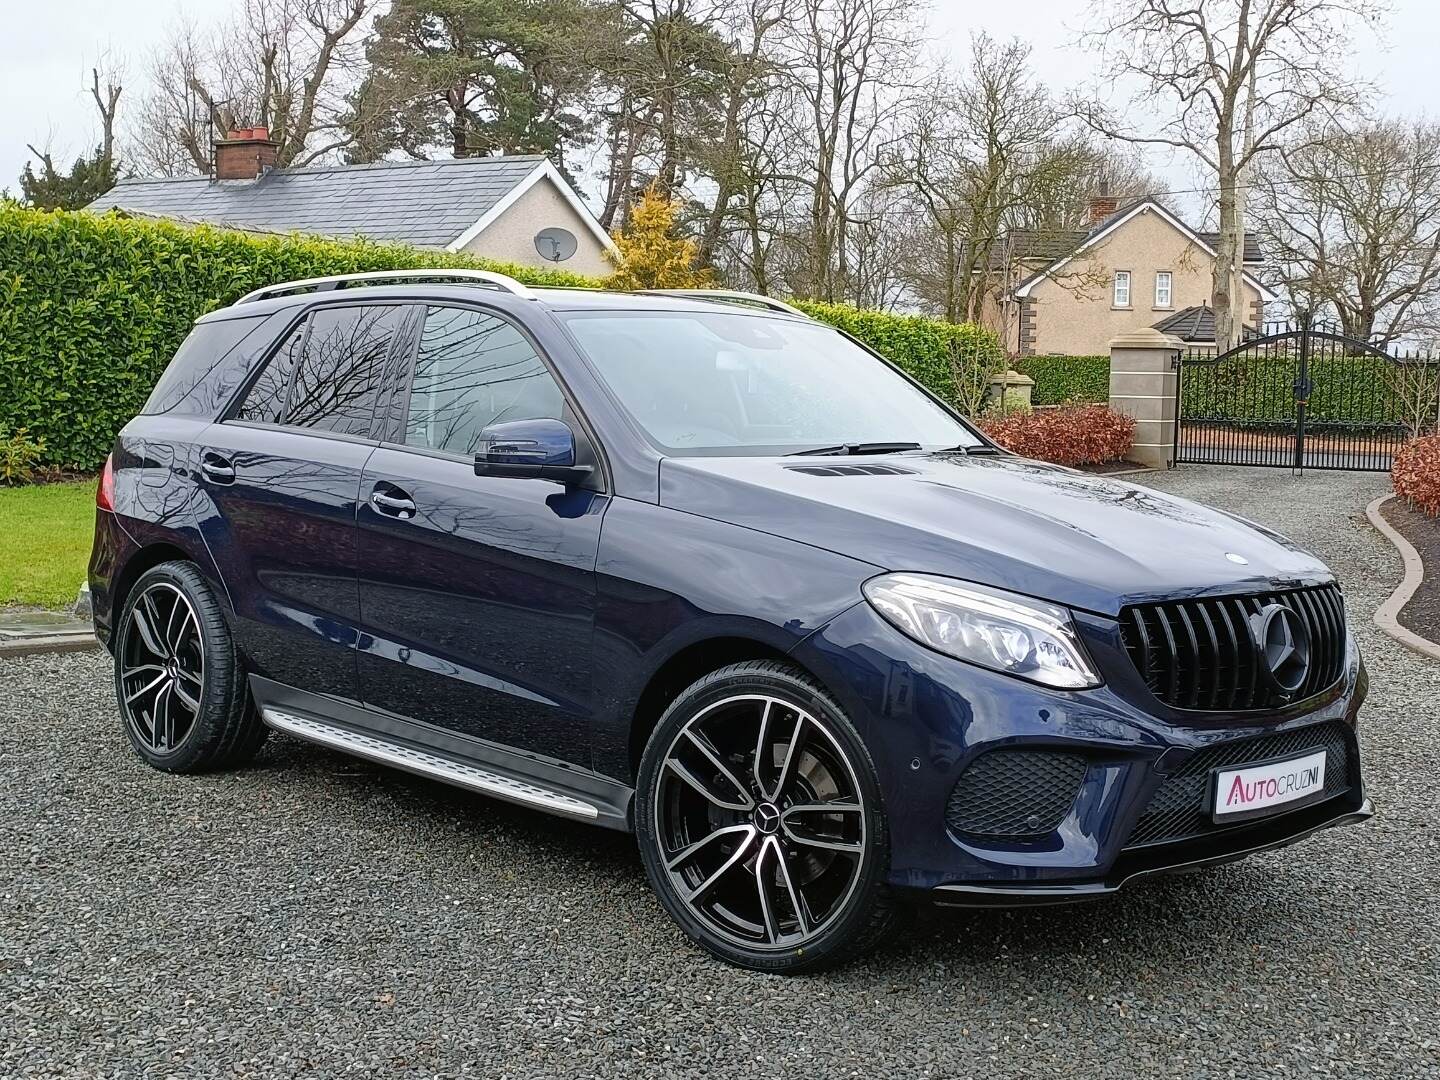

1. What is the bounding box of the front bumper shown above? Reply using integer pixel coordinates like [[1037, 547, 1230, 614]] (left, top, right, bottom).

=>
[[790, 600, 1371, 898], [931, 797, 1373, 906]]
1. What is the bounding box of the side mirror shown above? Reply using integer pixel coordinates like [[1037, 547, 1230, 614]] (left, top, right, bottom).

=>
[[473, 418, 594, 484]]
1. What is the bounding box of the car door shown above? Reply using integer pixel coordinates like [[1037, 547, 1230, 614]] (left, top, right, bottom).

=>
[[196, 302, 407, 702], [354, 302, 607, 767]]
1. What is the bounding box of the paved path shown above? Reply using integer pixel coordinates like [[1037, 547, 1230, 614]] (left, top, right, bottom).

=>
[[2, 466, 1437, 1078], [0, 610, 96, 657]]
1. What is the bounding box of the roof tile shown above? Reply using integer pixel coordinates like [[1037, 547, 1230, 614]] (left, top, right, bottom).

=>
[[88, 156, 551, 248]]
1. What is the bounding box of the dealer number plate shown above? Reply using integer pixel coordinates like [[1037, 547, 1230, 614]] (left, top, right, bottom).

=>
[[1212, 749, 1327, 822]]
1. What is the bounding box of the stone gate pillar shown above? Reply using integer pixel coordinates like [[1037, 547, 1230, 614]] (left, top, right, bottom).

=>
[[1109, 328, 1183, 470]]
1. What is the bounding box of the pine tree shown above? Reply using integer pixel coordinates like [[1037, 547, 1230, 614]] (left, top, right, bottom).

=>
[[606, 185, 716, 291], [347, 0, 596, 164]]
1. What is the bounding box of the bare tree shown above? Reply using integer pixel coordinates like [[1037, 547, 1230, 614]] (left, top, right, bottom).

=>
[[773, 0, 924, 302], [1076, 0, 1380, 350], [691, 0, 791, 267], [704, 73, 800, 292], [19, 57, 124, 209], [883, 35, 1095, 323], [129, 0, 380, 175], [1008, 144, 1169, 232], [90, 65, 123, 174], [1254, 119, 1440, 346]]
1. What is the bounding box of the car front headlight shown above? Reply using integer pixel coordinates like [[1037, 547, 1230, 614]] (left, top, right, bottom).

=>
[[862, 573, 1101, 689]]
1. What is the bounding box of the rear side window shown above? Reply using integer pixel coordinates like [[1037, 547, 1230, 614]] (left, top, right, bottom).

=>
[[236, 321, 307, 425], [141, 316, 269, 415], [284, 305, 403, 435], [403, 306, 564, 456], [234, 304, 402, 434]]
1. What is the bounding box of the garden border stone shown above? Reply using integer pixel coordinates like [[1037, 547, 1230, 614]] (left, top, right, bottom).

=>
[[1364, 493, 1440, 662]]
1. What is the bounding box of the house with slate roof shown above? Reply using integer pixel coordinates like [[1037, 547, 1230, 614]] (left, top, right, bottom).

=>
[[983, 193, 1276, 356], [88, 128, 618, 278]]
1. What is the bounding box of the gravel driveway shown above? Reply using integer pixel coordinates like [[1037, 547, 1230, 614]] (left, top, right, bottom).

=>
[[4, 466, 1438, 1079]]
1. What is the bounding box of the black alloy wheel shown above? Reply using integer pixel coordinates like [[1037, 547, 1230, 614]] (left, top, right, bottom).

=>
[[113, 561, 267, 772], [119, 580, 205, 754], [636, 661, 899, 972]]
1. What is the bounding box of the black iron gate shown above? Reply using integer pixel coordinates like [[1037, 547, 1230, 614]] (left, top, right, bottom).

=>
[[1175, 319, 1440, 471]]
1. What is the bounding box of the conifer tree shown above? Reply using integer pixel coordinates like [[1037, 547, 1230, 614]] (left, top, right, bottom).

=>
[[606, 185, 716, 291]]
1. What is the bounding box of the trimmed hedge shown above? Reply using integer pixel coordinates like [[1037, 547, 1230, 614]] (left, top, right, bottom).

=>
[[1393, 435, 1440, 516], [1181, 354, 1429, 426], [0, 205, 1003, 469], [0, 206, 595, 469], [979, 404, 1135, 466], [1013, 355, 1111, 406], [791, 299, 1004, 408], [1008, 349, 1431, 425]]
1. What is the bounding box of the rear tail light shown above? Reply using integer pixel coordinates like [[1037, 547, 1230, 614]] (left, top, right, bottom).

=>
[[97, 455, 115, 511]]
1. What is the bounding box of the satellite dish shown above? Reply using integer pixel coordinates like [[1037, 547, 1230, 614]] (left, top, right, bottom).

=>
[[534, 227, 578, 263]]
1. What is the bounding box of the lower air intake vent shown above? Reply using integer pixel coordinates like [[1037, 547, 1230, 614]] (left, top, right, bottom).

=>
[[1124, 719, 1353, 848], [945, 750, 1088, 839]]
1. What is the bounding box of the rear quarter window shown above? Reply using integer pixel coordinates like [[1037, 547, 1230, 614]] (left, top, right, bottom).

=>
[[141, 315, 273, 417], [233, 303, 403, 433]]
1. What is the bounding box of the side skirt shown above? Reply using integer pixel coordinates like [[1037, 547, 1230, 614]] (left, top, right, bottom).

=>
[[250, 676, 633, 830]]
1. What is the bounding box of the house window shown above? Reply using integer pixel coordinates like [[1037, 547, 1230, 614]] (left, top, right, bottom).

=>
[[1113, 271, 1131, 308], [1155, 271, 1173, 308]]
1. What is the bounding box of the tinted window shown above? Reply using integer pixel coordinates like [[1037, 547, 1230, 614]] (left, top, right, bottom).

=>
[[175, 313, 292, 419], [142, 316, 268, 415], [283, 305, 402, 435], [403, 306, 564, 456], [561, 311, 979, 455], [236, 320, 307, 424]]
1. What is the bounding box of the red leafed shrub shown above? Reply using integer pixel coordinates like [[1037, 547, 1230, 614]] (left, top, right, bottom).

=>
[[979, 405, 1136, 466], [1393, 435, 1440, 517]]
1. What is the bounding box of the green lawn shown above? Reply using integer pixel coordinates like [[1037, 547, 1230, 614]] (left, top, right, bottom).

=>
[[0, 481, 96, 609]]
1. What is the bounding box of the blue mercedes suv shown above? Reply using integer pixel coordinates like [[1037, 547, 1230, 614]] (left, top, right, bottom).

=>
[[89, 270, 1371, 972]]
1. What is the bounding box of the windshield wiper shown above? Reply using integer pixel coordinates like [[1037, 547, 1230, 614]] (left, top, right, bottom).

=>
[[788, 441, 922, 457], [949, 444, 1003, 455]]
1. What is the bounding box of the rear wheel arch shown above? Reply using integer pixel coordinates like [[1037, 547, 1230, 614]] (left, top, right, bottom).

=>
[[110, 541, 230, 635], [110, 543, 191, 630]]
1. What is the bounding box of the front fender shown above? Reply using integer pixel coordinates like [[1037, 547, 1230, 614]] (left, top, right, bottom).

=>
[[590, 498, 879, 780]]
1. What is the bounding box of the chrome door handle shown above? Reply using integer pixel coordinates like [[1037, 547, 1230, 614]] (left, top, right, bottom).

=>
[[200, 453, 236, 484], [370, 489, 416, 518]]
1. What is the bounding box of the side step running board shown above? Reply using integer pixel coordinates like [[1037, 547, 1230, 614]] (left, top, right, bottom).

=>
[[262, 708, 600, 821]]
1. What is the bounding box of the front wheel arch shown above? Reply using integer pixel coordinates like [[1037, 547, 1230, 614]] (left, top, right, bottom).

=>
[[627, 636, 797, 780]]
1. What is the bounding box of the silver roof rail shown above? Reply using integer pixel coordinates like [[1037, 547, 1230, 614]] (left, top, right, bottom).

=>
[[638, 288, 811, 319], [236, 269, 537, 305]]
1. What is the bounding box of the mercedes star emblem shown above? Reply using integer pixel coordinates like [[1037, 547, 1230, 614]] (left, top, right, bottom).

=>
[[1249, 603, 1311, 697]]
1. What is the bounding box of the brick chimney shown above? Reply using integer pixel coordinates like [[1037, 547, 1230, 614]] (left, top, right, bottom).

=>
[[1087, 181, 1118, 225], [214, 127, 279, 180]]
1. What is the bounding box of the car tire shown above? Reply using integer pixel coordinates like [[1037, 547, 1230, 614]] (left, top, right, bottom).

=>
[[113, 560, 267, 772], [635, 660, 900, 973]]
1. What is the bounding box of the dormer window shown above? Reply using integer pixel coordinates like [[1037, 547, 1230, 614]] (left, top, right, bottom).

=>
[[1113, 271, 1131, 308], [1155, 271, 1173, 308]]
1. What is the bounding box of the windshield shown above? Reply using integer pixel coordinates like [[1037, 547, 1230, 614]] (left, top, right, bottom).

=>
[[561, 310, 982, 456]]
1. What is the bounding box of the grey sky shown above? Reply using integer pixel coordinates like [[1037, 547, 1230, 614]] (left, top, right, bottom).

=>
[[2, 0, 1434, 213], [929, 0, 1431, 219]]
